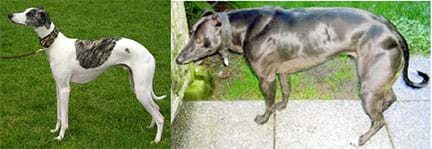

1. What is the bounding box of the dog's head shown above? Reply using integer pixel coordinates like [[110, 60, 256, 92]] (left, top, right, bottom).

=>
[[176, 12, 225, 65], [8, 7, 51, 29]]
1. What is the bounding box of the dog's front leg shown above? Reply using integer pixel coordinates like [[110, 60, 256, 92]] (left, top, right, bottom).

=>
[[274, 73, 290, 111], [54, 83, 71, 141], [50, 86, 61, 133], [255, 75, 276, 125]]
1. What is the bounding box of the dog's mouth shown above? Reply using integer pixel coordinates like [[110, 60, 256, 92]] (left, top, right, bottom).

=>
[[176, 56, 192, 65], [9, 19, 26, 26], [176, 52, 218, 65]]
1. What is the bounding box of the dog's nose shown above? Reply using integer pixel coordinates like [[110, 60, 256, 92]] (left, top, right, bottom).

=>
[[176, 57, 183, 64], [7, 14, 13, 19]]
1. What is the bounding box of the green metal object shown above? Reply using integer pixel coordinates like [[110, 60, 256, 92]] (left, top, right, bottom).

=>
[[184, 66, 215, 100]]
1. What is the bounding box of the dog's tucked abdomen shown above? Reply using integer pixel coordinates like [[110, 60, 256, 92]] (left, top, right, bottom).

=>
[[75, 38, 120, 69]]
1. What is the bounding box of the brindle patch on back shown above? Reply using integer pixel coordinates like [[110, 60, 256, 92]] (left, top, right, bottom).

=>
[[75, 38, 120, 69]]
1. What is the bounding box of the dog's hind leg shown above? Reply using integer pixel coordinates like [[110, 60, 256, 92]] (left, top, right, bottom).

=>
[[356, 40, 402, 146], [383, 88, 397, 112], [274, 73, 290, 111], [130, 64, 164, 143], [147, 100, 160, 128], [358, 86, 386, 146], [254, 74, 277, 125], [126, 65, 159, 128]]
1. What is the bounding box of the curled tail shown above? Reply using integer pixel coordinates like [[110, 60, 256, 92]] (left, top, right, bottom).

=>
[[397, 31, 429, 88], [152, 89, 166, 100]]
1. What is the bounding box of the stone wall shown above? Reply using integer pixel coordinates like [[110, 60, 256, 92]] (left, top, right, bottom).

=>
[[171, 1, 192, 123]]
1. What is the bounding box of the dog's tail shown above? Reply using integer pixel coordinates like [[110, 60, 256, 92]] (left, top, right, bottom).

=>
[[396, 30, 429, 88], [152, 89, 166, 100]]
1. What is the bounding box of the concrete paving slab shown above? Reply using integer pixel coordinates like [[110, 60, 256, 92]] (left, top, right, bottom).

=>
[[173, 101, 274, 149], [275, 100, 393, 149], [393, 56, 430, 101], [385, 101, 430, 149], [173, 100, 429, 149]]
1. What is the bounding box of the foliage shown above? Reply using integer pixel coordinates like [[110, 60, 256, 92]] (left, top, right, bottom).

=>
[[393, 17, 430, 55]]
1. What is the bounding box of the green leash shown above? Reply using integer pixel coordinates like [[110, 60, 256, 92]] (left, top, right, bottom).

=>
[[0, 48, 44, 59]]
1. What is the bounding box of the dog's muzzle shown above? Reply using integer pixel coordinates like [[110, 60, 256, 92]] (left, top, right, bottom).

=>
[[176, 56, 186, 64]]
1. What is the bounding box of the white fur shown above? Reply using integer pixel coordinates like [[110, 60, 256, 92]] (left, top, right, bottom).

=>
[[10, 8, 166, 143], [9, 8, 32, 25]]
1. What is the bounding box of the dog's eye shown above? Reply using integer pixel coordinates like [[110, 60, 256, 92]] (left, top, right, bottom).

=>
[[204, 39, 210, 48]]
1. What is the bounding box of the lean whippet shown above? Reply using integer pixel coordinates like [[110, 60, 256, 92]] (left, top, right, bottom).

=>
[[176, 7, 429, 145], [8, 7, 166, 143]]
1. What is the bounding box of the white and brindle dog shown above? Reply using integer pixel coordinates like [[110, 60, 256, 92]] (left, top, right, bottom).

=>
[[8, 7, 166, 143]]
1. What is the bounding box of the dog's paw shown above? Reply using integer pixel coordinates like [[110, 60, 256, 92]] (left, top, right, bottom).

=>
[[147, 124, 155, 129], [358, 135, 368, 146], [54, 136, 63, 141], [274, 101, 288, 111], [50, 128, 59, 133], [254, 114, 269, 125], [151, 140, 160, 144], [348, 137, 360, 148]]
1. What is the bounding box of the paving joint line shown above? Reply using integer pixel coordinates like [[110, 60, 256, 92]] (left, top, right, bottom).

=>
[[384, 122, 396, 149], [273, 112, 277, 149]]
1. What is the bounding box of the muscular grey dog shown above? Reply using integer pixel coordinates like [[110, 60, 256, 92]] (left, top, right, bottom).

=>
[[8, 7, 166, 143], [175, 7, 429, 146]]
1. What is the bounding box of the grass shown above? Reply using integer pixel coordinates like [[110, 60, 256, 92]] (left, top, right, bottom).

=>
[[185, 1, 430, 101], [0, 0, 170, 148]]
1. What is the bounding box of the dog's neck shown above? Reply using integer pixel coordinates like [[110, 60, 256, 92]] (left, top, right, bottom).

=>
[[34, 23, 60, 48], [222, 11, 252, 54], [34, 22, 55, 38], [217, 12, 233, 52]]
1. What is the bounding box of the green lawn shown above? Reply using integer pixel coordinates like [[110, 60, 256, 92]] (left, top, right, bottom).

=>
[[184, 1, 430, 101], [0, 0, 170, 148]]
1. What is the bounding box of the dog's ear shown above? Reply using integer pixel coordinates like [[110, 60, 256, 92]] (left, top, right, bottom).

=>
[[211, 14, 222, 27], [201, 9, 214, 17], [40, 10, 51, 29]]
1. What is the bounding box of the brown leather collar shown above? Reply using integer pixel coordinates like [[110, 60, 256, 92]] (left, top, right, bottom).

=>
[[39, 27, 59, 48]]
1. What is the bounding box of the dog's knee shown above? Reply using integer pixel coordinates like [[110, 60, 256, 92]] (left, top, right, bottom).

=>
[[60, 87, 70, 93], [156, 117, 164, 127], [61, 123, 69, 129]]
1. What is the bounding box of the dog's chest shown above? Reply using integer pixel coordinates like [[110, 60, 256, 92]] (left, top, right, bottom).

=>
[[70, 68, 105, 84]]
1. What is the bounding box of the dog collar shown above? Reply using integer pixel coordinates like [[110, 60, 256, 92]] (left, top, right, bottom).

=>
[[218, 12, 232, 51], [39, 27, 59, 48]]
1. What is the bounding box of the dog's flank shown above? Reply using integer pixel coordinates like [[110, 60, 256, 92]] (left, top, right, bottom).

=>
[[8, 7, 166, 143], [75, 38, 120, 69], [176, 7, 429, 146]]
